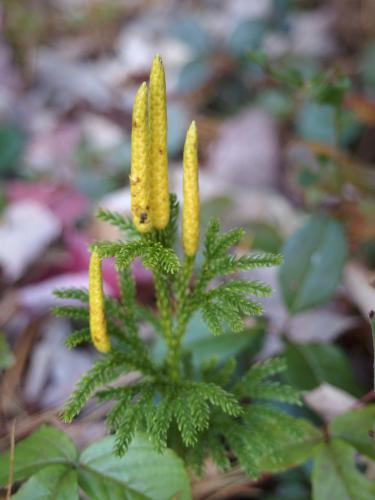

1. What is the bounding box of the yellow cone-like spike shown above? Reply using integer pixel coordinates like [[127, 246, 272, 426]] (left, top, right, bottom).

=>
[[89, 252, 110, 353], [130, 82, 153, 233], [182, 121, 199, 257], [149, 54, 170, 229]]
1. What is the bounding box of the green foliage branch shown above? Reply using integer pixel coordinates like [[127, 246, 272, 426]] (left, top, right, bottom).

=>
[[52, 195, 311, 478]]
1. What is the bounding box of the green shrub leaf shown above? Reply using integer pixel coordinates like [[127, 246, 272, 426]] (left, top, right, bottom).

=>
[[12, 465, 78, 500], [0, 426, 77, 486], [312, 439, 375, 500], [279, 215, 347, 313], [78, 433, 191, 500]]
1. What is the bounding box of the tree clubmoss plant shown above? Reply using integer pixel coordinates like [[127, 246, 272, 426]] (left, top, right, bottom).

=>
[[53, 54, 305, 477]]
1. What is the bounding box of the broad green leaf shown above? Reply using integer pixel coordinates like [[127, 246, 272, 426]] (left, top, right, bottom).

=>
[[331, 406, 375, 460], [279, 215, 347, 313], [78, 433, 191, 500], [178, 58, 211, 93], [0, 426, 77, 486], [284, 342, 361, 395], [312, 439, 375, 500], [257, 418, 322, 473], [0, 332, 14, 370], [13, 465, 78, 500]]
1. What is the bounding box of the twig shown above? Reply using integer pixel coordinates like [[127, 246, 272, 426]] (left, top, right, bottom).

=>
[[6, 419, 16, 500]]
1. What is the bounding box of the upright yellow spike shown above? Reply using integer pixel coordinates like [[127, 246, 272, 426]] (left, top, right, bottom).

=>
[[182, 121, 199, 257], [130, 82, 153, 233], [89, 252, 111, 353], [149, 54, 170, 229]]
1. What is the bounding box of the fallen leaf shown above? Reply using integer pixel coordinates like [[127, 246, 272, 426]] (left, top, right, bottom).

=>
[[304, 383, 357, 422]]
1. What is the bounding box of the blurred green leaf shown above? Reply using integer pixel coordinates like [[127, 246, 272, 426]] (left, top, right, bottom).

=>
[[306, 72, 350, 107], [178, 58, 212, 93], [330, 406, 375, 460], [284, 342, 361, 395], [13, 466, 78, 500], [170, 17, 211, 55], [0, 333, 14, 370], [296, 103, 337, 145], [78, 433, 191, 500], [257, 417, 322, 474], [279, 215, 347, 313], [312, 439, 375, 500], [229, 19, 267, 56], [0, 124, 25, 177], [256, 90, 294, 118], [0, 426, 77, 486], [249, 222, 283, 253], [361, 42, 375, 96]]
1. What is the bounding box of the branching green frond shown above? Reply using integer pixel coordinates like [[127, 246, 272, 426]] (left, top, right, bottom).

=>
[[91, 240, 126, 259], [202, 291, 263, 336], [118, 267, 138, 335], [114, 386, 155, 456], [210, 228, 245, 258], [160, 193, 179, 248], [204, 218, 221, 258], [245, 381, 302, 405], [236, 357, 302, 405], [201, 357, 237, 387], [190, 382, 243, 417], [202, 301, 227, 335], [53, 287, 89, 302], [107, 321, 157, 376], [210, 253, 283, 277], [211, 279, 273, 298], [52, 305, 89, 320], [242, 357, 287, 386], [61, 354, 123, 423], [107, 393, 134, 429], [96, 207, 138, 237], [64, 328, 90, 349], [146, 392, 175, 451], [173, 392, 202, 447], [225, 404, 310, 478], [92, 239, 180, 274], [207, 433, 231, 471]]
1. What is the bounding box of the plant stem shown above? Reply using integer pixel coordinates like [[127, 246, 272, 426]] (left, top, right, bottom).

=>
[[153, 270, 178, 379]]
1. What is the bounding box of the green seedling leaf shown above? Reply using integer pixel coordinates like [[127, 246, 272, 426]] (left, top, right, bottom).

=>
[[312, 439, 375, 500], [284, 342, 360, 395], [78, 433, 191, 500], [330, 405, 375, 460], [0, 426, 77, 486], [12, 465, 78, 500], [279, 215, 347, 314]]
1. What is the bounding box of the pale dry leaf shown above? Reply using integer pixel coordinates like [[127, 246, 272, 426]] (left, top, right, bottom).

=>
[[207, 108, 280, 189], [0, 201, 61, 282], [304, 383, 357, 422], [344, 261, 375, 319]]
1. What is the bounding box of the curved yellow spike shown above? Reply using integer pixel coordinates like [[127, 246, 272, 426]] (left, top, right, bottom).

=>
[[149, 54, 170, 229], [130, 82, 153, 233], [89, 252, 110, 353], [182, 121, 199, 257]]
